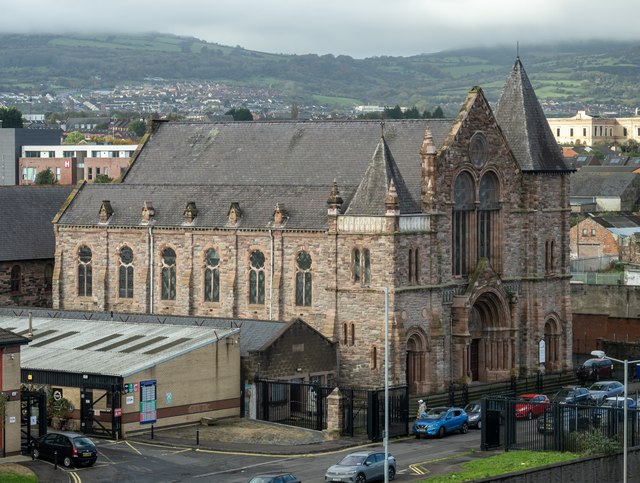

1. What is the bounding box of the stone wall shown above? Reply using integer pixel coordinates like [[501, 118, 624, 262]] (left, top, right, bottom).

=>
[[0, 259, 54, 307]]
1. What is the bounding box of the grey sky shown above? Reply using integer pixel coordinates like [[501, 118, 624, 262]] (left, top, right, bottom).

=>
[[6, 0, 640, 58]]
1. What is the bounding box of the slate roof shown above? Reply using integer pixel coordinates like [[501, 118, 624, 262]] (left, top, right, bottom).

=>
[[0, 186, 74, 261], [58, 120, 452, 229], [345, 136, 418, 215], [570, 170, 638, 197], [0, 307, 285, 358], [495, 58, 572, 172], [590, 213, 640, 229]]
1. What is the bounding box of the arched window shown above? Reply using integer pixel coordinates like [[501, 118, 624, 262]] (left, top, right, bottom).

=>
[[118, 246, 134, 298], [44, 263, 53, 289], [478, 172, 500, 267], [295, 251, 312, 306], [452, 172, 474, 275], [249, 250, 265, 304], [10, 265, 21, 293], [77, 245, 92, 297], [371, 346, 378, 370], [343, 323, 348, 345], [353, 248, 371, 285], [350, 323, 355, 345], [545, 240, 555, 274], [409, 248, 420, 284], [161, 248, 176, 300], [204, 248, 220, 302]]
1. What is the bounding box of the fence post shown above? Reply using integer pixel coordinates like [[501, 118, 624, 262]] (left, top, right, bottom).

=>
[[462, 383, 469, 407], [448, 381, 455, 407], [537, 371, 544, 394]]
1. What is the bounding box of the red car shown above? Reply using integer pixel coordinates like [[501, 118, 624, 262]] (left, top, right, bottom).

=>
[[515, 394, 550, 419]]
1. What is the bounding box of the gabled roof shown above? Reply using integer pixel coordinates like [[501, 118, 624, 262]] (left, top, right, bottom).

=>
[[590, 213, 640, 229], [252, 317, 336, 353], [345, 136, 418, 215], [0, 327, 29, 348], [495, 58, 571, 172], [0, 186, 74, 261], [570, 170, 638, 197]]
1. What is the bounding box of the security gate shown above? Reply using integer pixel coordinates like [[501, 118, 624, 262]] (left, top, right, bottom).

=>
[[80, 385, 122, 439], [20, 391, 46, 454]]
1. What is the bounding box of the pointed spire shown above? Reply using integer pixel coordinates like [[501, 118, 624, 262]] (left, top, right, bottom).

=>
[[385, 178, 399, 215], [495, 57, 570, 172], [327, 178, 344, 215]]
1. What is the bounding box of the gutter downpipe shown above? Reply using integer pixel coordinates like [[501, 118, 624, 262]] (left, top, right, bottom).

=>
[[269, 228, 274, 321], [148, 226, 154, 314]]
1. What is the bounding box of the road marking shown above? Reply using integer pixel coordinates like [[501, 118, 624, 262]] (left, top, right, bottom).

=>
[[192, 456, 296, 479], [70, 471, 81, 483], [161, 448, 192, 456], [409, 449, 477, 475], [125, 441, 143, 455]]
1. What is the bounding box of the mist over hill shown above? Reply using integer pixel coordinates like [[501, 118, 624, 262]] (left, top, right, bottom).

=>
[[1, 33, 640, 113]]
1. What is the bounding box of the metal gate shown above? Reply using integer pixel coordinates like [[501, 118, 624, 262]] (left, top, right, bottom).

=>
[[80, 385, 121, 439], [20, 391, 46, 454], [367, 386, 409, 441]]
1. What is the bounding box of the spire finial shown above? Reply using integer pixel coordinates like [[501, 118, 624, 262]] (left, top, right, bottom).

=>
[[516, 41, 519, 59], [380, 120, 385, 138]]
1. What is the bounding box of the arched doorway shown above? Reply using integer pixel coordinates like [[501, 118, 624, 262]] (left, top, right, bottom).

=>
[[406, 330, 428, 394], [467, 291, 512, 382]]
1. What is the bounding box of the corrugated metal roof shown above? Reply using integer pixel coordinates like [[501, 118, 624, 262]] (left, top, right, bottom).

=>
[[0, 315, 238, 377]]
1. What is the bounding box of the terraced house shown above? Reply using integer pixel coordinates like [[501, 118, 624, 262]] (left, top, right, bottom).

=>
[[51, 58, 573, 394]]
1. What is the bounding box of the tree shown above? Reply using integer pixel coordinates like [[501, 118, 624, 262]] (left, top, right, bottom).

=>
[[34, 168, 56, 185], [432, 106, 445, 118], [128, 119, 147, 137], [0, 107, 23, 128], [94, 174, 113, 183], [225, 107, 253, 121], [64, 131, 85, 144]]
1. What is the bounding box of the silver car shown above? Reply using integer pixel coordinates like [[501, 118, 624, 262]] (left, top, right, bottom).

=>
[[325, 450, 396, 482]]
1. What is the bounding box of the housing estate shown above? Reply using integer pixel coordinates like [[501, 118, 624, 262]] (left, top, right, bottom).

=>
[[50, 58, 574, 394]]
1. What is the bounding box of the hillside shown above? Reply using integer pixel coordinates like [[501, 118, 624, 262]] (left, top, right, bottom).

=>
[[1, 33, 640, 111]]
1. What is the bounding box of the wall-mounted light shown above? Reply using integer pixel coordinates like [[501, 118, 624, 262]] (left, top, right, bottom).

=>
[[296, 368, 302, 372]]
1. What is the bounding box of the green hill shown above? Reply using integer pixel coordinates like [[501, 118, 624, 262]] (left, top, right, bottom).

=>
[[1, 33, 640, 110]]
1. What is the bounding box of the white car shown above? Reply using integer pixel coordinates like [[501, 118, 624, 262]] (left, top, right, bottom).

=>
[[325, 450, 396, 482]]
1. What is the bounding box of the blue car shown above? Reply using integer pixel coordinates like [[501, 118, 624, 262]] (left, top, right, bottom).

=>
[[413, 406, 469, 439]]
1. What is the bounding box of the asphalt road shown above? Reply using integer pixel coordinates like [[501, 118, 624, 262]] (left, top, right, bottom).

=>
[[24, 429, 483, 483]]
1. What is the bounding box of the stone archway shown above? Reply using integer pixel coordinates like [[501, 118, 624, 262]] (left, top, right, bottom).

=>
[[406, 330, 428, 394], [467, 291, 512, 382]]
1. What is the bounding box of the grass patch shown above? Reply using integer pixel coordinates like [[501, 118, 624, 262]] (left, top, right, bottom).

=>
[[311, 94, 359, 107], [422, 450, 579, 482], [0, 463, 38, 483]]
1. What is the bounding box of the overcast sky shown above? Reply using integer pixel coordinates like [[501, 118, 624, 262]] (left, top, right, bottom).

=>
[[5, 0, 640, 58]]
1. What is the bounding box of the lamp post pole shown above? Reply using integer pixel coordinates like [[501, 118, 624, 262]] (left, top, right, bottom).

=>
[[591, 350, 640, 483], [383, 287, 389, 483]]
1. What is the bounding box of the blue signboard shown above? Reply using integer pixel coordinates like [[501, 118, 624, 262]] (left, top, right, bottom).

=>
[[139, 380, 157, 424]]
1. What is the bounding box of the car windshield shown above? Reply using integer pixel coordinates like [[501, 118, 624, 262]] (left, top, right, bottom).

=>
[[583, 360, 595, 367], [248, 478, 277, 483], [72, 437, 95, 450], [338, 454, 366, 466], [425, 407, 448, 418], [556, 389, 574, 398], [590, 383, 606, 390], [464, 403, 480, 412], [519, 396, 533, 401]]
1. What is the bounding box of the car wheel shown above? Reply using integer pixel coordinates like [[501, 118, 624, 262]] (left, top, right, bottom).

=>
[[527, 411, 533, 420], [355, 473, 366, 483], [388, 466, 396, 481], [32, 448, 39, 459], [63, 456, 73, 468], [438, 426, 445, 438], [477, 420, 482, 430], [460, 422, 468, 434]]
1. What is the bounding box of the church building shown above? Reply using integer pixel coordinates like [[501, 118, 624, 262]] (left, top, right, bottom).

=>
[[52, 58, 573, 393]]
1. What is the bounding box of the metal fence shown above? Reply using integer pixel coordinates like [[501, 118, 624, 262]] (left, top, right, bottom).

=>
[[255, 380, 409, 440], [571, 255, 618, 273], [571, 272, 624, 285], [482, 396, 640, 453]]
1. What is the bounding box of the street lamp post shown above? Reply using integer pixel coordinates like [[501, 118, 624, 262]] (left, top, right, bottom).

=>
[[382, 287, 389, 483], [590, 350, 640, 483]]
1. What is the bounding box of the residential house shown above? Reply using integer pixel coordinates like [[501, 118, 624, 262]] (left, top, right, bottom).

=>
[[570, 213, 640, 260], [570, 167, 640, 213]]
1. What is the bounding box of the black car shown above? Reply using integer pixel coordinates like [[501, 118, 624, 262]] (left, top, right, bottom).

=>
[[32, 432, 97, 468], [551, 386, 591, 404], [464, 401, 482, 429]]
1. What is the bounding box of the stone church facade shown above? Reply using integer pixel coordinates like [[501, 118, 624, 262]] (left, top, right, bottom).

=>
[[52, 58, 573, 393]]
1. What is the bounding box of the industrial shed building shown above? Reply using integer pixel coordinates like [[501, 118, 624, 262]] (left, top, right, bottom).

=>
[[0, 313, 240, 439]]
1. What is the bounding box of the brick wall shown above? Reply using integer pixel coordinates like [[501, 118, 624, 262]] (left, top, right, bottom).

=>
[[0, 260, 54, 307]]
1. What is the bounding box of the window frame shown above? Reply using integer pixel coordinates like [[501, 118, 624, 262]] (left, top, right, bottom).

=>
[[160, 247, 177, 301], [77, 245, 93, 297], [118, 245, 134, 299], [203, 247, 221, 303], [249, 249, 266, 305], [295, 250, 312, 306]]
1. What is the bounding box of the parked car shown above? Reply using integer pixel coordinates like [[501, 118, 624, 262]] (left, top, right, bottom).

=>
[[249, 473, 301, 483], [587, 381, 624, 404], [537, 406, 591, 434], [464, 401, 482, 429], [31, 432, 97, 468], [576, 358, 614, 383], [592, 396, 637, 427], [324, 450, 396, 482], [551, 386, 591, 405], [413, 406, 469, 438], [515, 394, 550, 419]]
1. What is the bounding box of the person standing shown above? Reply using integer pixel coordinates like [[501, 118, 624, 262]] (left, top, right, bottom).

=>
[[417, 399, 427, 418]]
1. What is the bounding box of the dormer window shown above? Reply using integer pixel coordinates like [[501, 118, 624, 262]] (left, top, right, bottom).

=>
[[141, 201, 155, 224], [228, 202, 242, 225]]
